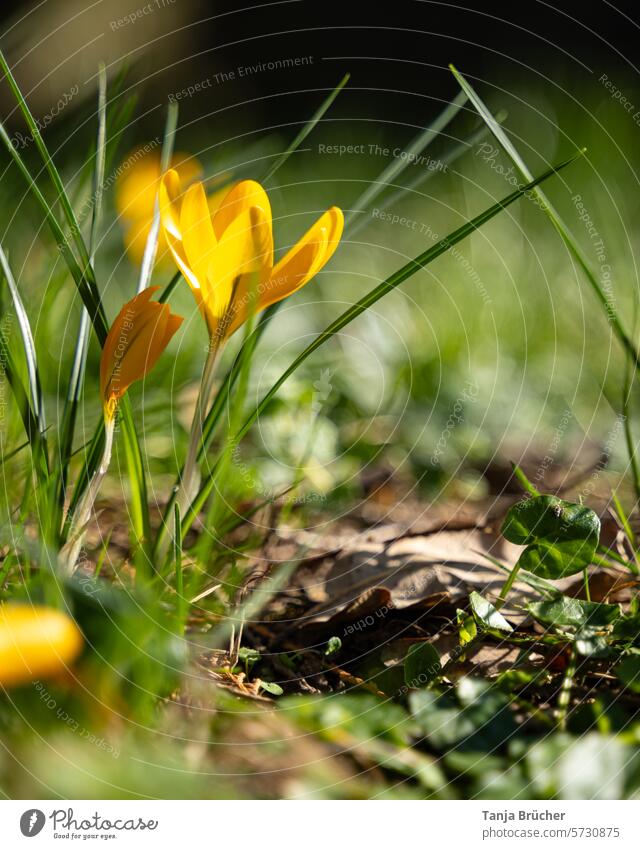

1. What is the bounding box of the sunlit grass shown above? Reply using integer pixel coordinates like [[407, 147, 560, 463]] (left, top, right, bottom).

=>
[[1, 54, 639, 800]]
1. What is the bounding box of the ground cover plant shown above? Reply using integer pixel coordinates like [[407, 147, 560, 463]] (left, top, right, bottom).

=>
[[2, 48, 640, 801]]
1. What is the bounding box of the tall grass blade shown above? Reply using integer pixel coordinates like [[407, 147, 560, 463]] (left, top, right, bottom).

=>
[[262, 74, 350, 183], [137, 101, 179, 293], [344, 90, 468, 227], [450, 64, 640, 367], [0, 319, 47, 481], [0, 116, 107, 339], [0, 49, 96, 282], [54, 65, 108, 533], [0, 245, 45, 440], [348, 112, 507, 240]]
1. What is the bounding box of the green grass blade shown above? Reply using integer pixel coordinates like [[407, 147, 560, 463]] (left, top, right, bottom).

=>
[[511, 462, 540, 497], [0, 437, 30, 467], [183, 151, 582, 535], [65, 424, 104, 526], [344, 90, 468, 228], [612, 491, 637, 549], [0, 245, 45, 440], [349, 111, 507, 240], [192, 101, 488, 468], [67, 65, 108, 408], [0, 319, 48, 482], [119, 396, 153, 581], [158, 270, 181, 304], [0, 119, 108, 342], [0, 49, 95, 281], [54, 65, 108, 534], [622, 356, 640, 504], [61, 78, 151, 577], [262, 74, 350, 183], [137, 101, 179, 293], [173, 503, 186, 633], [450, 63, 640, 367]]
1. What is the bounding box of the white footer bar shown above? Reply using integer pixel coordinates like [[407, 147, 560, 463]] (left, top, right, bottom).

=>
[[1, 800, 638, 847]]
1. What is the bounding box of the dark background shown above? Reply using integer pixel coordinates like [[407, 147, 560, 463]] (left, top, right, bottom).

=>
[[0, 0, 638, 135]]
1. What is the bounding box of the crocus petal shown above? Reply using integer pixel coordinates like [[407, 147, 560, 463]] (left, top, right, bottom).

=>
[[116, 154, 163, 222], [117, 152, 202, 224], [213, 179, 273, 256], [260, 206, 344, 310], [99, 287, 157, 400], [160, 174, 204, 295], [159, 170, 183, 240], [0, 605, 83, 688], [111, 305, 169, 397], [180, 182, 217, 286], [100, 287, 183, 415], [219, 209, 280, 336], [204, 206, 272, 321]]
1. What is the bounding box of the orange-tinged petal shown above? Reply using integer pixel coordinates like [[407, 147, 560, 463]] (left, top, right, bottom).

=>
[[99, 287, 156, 400], [110, 304, 169, 395], [0, 604, 83, 688], [100, 287, 183, 415]]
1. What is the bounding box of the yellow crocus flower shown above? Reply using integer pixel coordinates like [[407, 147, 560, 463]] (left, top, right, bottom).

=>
[[0, 605, 83, 687], [100, 286, 183, 422], [159, 172, 344, 339], [116, 150, 202, 265], [60, 288, 183, 574]]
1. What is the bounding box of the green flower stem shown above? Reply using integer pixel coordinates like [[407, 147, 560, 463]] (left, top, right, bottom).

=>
[[556, 642, 577, 731], [58, 415, 115, 574], [496, 561, 523, 609], [157, 333, 224, 562]]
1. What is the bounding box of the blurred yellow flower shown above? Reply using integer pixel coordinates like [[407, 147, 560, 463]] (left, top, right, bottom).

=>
[[100, 287, 183, 421], [0, 605, 83, 687], [116, 150, 202, 265], [159, 173, 344, 339]]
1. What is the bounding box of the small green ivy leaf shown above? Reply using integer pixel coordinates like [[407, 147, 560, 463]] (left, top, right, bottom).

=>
[[469, 591, 513, 632], [456, 608, 477, 645], [501, 495, 600, 579], [502, 495, 600, 545], [404, 642, 441, 687], [614, 650, 640, 693], [528, 597, 620, 630], [325, 636, 342, 657], [575, 631, 612, 658], [259, 680, 284, 696], [611, 613, 640, 642], [518, 537, 596, 579]]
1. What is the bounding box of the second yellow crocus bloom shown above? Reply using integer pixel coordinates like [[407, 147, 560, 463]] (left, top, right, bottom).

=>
[[0, 604, 83, 687], [60, 289, 183, 574], [100, 286, 183, 422], [116, 150, 202, 266], [159, 172, 344, 340]]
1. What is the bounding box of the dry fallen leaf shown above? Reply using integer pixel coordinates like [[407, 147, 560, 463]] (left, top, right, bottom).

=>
[[288, 526, 533, 626]]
